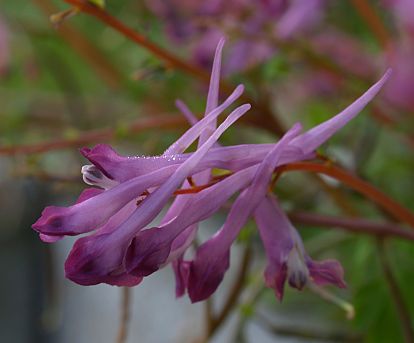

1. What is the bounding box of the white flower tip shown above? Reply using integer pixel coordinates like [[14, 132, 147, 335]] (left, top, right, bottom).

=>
[[81, 164, 118, 189], [287, 246, 309, 290]]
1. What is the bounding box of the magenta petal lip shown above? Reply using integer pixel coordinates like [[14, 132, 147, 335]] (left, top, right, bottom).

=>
[[188, 245, 230, 303], [80, 144, 119, 179], [125, 227, 176, 277], [32, 206, 71, 236], [307, 258, 347, 288]]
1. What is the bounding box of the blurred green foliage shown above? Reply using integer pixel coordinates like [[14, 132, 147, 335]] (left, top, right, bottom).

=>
[[0, 1, 413, 343]]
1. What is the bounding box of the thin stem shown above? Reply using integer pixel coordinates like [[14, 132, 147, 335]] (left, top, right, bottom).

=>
[[0, 115, 185, 155], [311, 173, 360, 217], [174, 162, 414, 229], [116, 287, 131, 343], [308, 283, 355, 320], [350, 0, 393, 50], [204, 298, 214, 337], [63, 0, 210, 80], [278, 162, 414, 228], [61, 0, 286, 136], [22, 166, 414, 240], [377, 239, 414, 343], [34, 0, 123, 89], [232, 278, 266, 342], [174, 175, 228, 195], [289, 211, 414, 241]]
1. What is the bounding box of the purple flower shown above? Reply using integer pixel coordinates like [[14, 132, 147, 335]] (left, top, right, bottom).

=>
[[172, 68, 390, 300], [186, 123, 303, 301], [67, 102, 251, 284], [146, 0, 326, 73], [255, 195, 345, 300], [32, 39, 391, 303], [32, 82, 246, 237], [123, 66, 390, 300]]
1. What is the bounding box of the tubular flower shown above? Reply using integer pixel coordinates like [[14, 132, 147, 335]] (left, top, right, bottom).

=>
[[32, 40, 391, 301], [254, 195, 346, 300]]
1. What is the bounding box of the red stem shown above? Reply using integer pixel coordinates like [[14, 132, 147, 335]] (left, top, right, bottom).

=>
[[61, 0, 286, 136], [350, 0, 393, 50], [174, 162, 414, 229], [64, 0, 210, 81], [279, 162, 414, 228], [289, 211, 414, 241], [0, 115, 185, 155]]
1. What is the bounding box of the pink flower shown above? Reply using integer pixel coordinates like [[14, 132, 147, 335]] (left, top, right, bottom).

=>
[[32, 40, 390, 302]]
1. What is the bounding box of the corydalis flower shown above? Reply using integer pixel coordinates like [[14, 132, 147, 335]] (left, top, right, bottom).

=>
[[255, 195, 345, 300], [32, 39, 390, 302], [146, 0, 325, 73], [83, 63, 387, 297]]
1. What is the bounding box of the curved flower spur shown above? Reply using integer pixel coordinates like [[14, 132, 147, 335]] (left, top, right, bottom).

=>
[[32, 39, 391, 301]]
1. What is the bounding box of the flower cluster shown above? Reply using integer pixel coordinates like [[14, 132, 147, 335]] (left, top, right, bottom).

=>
[[145, 0, 325, 74], [32, 40, 390, 302]]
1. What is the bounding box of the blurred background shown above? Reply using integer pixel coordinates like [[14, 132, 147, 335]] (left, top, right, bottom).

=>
[[0, 0, 413, 342]]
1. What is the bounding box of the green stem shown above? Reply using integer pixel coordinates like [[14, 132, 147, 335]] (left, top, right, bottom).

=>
[[376, 239, 414, 343]]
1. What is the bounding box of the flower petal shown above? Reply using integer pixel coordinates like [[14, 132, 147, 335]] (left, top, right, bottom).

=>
[[66, 103, 251, 283], [32, 165, 178, 237], [38, 188, 103, 243], [81, 144, 181, 182], [125, 151, 259, 277], [75, 187, 104, 204], [173, 257, 191, 298], [81, 84, 243, 183], [81, 164, 119, 189], [187, 124, 302, 302], [290, 70, 391, 154], [255, 195, 346, 299], [199, 37, 224, 144], [307, 258, 346, 288], [81, 143, 312, 183], [254, 195, 295, 300], [175, 99, 198, 125], [64, 200, 142, 286], [125, 179, 243, 277], [164, 84, 244, 155]]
